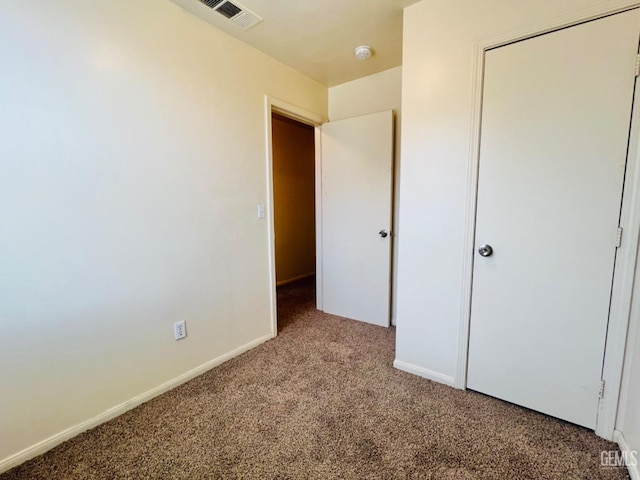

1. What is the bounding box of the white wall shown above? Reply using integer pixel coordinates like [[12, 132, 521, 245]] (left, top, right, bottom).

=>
[[329, 66, 401, 121], [396, 0, 640, 382], [0, 0, 326, 468], [329, 66, 402, 323], [618, 250, 640, 467], [619, 305, 640, 465]]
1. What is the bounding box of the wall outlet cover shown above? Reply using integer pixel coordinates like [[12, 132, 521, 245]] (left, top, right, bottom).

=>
[[174, 320, 186, 340]]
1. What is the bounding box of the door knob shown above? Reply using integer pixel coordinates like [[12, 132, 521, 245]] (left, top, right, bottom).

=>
[[478, 244, 493, 257], [379, 230, 389, 238]]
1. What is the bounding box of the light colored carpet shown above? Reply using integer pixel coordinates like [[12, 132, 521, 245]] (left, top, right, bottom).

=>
[[1, 277, 630, 479]]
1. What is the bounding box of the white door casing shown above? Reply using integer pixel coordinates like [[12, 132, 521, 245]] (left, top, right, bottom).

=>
[[467, 10, 640, 429], [321, 110, 394, 327], [264, 96, 325, 337]]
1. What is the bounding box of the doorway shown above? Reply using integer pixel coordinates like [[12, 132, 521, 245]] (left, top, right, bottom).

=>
[[271, 112, 317, 331], [265, 97, 395, 334]]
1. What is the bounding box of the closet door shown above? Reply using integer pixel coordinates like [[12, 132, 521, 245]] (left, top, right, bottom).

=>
[[467, 10, 640, 428]]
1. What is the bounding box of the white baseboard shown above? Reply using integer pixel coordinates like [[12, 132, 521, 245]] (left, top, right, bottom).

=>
[[393, 359, 455, 387], [0, 333, 274, 474], [614, 430, 640, 480]]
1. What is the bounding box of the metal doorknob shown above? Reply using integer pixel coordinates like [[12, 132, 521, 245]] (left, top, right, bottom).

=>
[[478, 244, 493, 257], [379, 230, 389, 238]]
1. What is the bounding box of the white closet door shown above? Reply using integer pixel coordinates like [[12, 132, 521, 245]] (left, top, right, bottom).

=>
[[468, 10, 640, 428]]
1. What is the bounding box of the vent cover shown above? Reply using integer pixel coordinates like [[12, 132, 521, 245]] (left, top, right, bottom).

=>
[[217, 1, 241, 18], [231, 10, 262, 30], [196, 0, 263, 31], [198, 0, 224, 8]]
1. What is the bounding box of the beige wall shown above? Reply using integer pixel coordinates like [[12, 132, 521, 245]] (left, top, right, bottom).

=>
[[0, 0, 326, 468], [329, 66, 402, 323], [272, 114, 316, 285]]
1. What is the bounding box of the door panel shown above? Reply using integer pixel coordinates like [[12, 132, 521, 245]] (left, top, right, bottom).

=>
[[467, 10, 640, 428], [321, 111, 393, 327]]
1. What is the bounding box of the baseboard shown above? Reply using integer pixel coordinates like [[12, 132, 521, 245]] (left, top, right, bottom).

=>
[[393, 359, 455, 387], [276, 272, 315, 287], [614, 430, 640, 480], [0, 333, 274, 474]]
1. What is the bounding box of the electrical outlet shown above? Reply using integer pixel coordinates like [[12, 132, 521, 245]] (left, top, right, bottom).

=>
[[174, 320, 186, 340]]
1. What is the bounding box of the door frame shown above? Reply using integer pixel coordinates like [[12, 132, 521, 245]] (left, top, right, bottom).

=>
[[456, 3, 640, 440], [264, 96, 326, 338]]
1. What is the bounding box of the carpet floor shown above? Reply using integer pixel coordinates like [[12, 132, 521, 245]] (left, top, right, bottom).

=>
[[1, 278, 630, 479]]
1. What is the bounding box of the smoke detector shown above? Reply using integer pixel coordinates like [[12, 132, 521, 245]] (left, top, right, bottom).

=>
[[354, 45, 373, 61]]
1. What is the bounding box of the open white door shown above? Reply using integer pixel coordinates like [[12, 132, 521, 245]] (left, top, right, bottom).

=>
[[321, 110, 393, 327], [467, 10, 640, 429]]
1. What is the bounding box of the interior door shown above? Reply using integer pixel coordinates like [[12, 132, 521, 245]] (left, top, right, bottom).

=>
[[467, 10, 640, 429], [321, 110, 393, 327]]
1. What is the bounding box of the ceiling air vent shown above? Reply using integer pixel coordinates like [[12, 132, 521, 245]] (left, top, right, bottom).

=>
[[217, 1, 241, 18], [198, 0, 224, 8], [196, 0, 263, 31]]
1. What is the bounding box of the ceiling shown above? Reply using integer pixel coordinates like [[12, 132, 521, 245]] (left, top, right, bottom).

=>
[[169, 0, 420, 87]]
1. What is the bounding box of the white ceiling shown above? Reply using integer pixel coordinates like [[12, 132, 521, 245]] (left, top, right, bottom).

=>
[[169, 0, 420, 87]]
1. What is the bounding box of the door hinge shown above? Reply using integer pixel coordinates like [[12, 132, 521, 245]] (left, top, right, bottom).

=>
[[616, 227, 623, 248], [599, 380, 606, 399], [636, 54, 640, 77]]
